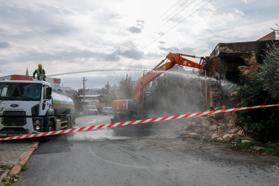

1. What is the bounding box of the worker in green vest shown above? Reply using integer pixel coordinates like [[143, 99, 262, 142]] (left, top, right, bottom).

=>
[[33, 64, 46, 81]]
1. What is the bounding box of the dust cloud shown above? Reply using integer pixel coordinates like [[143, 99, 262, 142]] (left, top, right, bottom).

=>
[[145, 68, 205, 116]]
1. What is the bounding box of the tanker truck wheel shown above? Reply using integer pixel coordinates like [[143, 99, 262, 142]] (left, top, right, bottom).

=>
[[39, 119, 55, 142], [47, 120, 55, 131]]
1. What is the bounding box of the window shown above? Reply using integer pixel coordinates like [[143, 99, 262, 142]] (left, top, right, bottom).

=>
[[0, 83, 42, 101]]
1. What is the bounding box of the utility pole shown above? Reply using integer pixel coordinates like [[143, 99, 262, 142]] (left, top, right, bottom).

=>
[[82, 77, 87, 103]]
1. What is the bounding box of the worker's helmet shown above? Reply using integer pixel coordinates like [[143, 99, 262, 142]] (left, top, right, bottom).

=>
[[38, 64, 42, 68]]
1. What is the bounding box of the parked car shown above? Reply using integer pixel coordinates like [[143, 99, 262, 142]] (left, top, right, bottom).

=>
[[102, 107, 113, 115], [85, 105, 98, 115]]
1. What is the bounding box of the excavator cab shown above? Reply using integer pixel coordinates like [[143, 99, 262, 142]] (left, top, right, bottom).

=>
[[111, 99, 147, 122]]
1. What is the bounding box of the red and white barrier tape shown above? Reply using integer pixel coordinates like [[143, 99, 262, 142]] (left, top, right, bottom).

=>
[[1, 104, 279, 141]]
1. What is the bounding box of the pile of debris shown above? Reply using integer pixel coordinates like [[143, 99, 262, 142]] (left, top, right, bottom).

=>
[[183, 114, 248, 143]]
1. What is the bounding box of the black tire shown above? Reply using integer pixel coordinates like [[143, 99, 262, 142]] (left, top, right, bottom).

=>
[[48, 120, 55, 131], [39, 119, 54, 142]]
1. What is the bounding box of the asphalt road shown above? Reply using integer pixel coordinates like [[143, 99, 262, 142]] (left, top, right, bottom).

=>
[[16, 115, 279, 186]]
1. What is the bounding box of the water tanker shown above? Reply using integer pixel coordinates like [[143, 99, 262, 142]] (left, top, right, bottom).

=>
[[0, 80, 75, 136], [52, 92, 75, 116]]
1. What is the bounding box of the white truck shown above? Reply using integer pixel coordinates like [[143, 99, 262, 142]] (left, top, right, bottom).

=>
[[0, 80, 75, 136]]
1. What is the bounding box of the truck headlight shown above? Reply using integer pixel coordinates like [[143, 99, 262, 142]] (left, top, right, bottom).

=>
[[33, 118, 43, 131], [35, 124, 41, 131]]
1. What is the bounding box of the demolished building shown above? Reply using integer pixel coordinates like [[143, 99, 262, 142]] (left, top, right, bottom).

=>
[[205, 37, 279, 83], [202, 31, 279, 108]]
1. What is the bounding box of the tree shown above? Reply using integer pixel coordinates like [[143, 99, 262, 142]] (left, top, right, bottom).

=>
[[117, 75, 133, 99]]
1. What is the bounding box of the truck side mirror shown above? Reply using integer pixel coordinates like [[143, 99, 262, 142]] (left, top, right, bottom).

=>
[[46, 87, 52, 99]]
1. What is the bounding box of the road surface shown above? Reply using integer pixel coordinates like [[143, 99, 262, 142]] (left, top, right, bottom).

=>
[[16, 115, 279, 186]]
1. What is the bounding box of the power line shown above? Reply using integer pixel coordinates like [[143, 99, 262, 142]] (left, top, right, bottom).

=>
[[157, 0, 199, 33], [155, 0, 198, 33], [159, 0, 203, 34], [131, 0, 199, 52], [159, 0, 188, 21], [139, 0, 204, 50], [154, 0, 210, 47], [141, 0, 211, 51], [162, 0, 194, 22], [164, 0, 211, 33]]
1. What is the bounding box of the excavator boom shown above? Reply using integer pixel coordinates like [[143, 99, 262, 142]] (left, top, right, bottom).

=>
[[133, 52, 203, 103], [112, 52, 204, 113]]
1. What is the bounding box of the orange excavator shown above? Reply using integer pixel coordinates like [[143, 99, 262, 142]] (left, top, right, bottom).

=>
[[111, 52, 206, 122]]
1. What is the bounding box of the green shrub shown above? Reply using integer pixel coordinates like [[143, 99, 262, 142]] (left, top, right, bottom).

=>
[[259, 44, 279, 99], [236, 45, 279, 142]]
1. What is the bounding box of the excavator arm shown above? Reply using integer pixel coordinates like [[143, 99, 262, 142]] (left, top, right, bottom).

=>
[[133, 52, 204, 103], [112, 52, 205, 115]]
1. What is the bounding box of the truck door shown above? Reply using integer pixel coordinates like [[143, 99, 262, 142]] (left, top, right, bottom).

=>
[[42, 85, 52, 112]]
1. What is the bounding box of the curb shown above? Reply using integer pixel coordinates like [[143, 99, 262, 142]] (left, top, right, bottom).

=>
[[9, 142, 39, 176]]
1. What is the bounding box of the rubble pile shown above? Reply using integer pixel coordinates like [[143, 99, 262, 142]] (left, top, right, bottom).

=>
[[183, 115, 247, 143]]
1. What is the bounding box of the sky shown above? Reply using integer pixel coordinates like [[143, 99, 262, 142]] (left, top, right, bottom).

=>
[[0, 0, 279, 89]]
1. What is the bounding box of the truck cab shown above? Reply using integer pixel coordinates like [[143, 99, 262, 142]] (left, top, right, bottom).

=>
[[0, 80, 74, 136]]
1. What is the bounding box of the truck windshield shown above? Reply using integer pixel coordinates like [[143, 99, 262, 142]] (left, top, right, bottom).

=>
[[0, 83, 42, 101]]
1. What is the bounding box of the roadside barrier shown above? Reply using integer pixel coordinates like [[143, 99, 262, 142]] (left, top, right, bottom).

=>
[[0, 104, 279, 141]]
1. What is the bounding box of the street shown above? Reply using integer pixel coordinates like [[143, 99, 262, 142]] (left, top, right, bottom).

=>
[[16, 115, 279, 186]]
